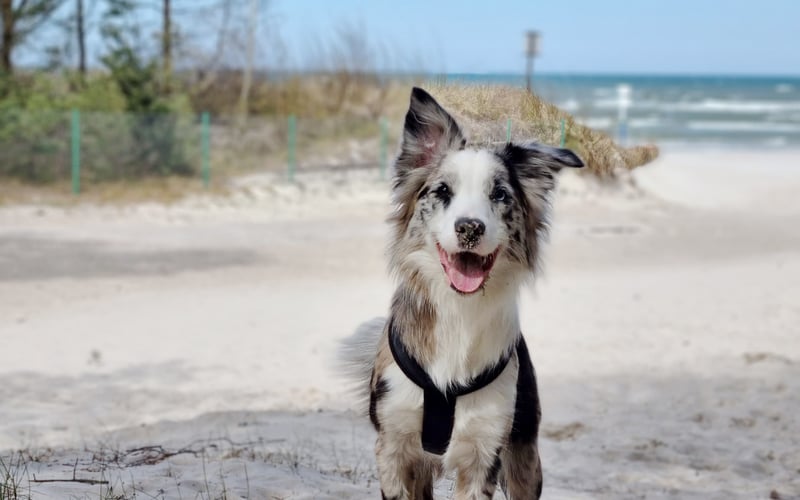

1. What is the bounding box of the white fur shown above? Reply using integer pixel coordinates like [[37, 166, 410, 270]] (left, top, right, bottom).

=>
[[338, 317, 385, 406], [434, 150, 505, 257]]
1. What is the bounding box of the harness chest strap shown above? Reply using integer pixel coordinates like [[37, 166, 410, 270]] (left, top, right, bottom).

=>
[[388, 319, 520, 455]]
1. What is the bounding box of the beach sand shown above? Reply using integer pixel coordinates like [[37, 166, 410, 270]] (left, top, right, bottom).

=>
[[1, 150, 799, 499]]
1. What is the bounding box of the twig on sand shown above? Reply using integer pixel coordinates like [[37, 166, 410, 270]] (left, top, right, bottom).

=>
[[116, 437, 286, 467], [30, 477, 109, 485], [122, 445, 200, 466], [31, 456, 110, 486]]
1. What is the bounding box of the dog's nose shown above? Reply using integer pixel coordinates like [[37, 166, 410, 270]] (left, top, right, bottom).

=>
[[455, 217, 485, 240]]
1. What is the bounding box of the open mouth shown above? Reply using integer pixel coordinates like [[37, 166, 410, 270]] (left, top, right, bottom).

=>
[[437, 243, 500, 294]]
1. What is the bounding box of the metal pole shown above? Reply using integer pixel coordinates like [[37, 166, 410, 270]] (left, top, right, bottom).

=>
[[201, 111, 210, 188], [379, 117, 388, 180], [526, 57, 532, 93], [71, 109, 80, 195], [287, 115, 296, 182], [525, 31, 539, 94]]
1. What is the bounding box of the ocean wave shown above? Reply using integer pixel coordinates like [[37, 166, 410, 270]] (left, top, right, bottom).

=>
[[687, 121, 800, 133], [591, 98, 800, 114], [559, 99, 580, 112], [579, 118, 614, 129], [593, 88, 614, 97], [629, 117, 662, 128]]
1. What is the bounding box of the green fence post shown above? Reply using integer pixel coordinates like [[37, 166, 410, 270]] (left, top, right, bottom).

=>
[[379, 118, 388, 180], [287, 115, 296, 182], [70, 109, 81, 195], [201, 111, 210, 188], [560, 118, 566, 147], [506, 118, 511, 142]]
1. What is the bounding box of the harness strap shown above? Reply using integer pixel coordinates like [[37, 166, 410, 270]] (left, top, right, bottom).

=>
[[388, 318, 518, 455]]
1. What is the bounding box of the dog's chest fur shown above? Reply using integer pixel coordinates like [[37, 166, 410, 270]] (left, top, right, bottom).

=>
[[424, 279, 521, 388], [379, 343, 520, 470], [378, 286, 522, 463]]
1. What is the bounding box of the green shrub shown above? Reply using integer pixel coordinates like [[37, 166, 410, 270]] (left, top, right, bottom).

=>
[[0, 71, 198, 183]]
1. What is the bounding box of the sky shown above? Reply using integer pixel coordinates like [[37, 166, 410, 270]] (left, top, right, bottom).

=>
[[273, 0, 800, 75]]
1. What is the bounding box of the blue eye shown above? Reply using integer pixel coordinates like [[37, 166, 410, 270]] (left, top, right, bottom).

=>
[[491, 186, 509, 203]]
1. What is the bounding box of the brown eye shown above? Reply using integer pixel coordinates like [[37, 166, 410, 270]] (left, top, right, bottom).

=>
[[435, 183, 452, 201]]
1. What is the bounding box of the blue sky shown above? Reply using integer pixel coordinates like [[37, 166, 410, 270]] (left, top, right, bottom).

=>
[[274, 0, 800, 75]]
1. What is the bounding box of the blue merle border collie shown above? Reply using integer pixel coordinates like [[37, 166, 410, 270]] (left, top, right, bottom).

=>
[[339, 88, 584, 499]]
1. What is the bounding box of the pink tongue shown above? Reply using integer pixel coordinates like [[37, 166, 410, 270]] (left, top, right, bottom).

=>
[[445, 261, 485, 293]]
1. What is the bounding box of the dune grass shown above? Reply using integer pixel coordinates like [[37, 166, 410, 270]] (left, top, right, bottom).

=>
[[291, 78, 660, 177], [425, 83, 659, 176], [0, 453, 30, 500]]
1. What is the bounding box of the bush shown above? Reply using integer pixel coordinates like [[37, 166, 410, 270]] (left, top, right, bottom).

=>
[[0, 71, 198, 183]]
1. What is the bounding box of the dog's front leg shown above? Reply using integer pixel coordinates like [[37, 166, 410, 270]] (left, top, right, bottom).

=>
[[446, 359, 518, 499], [375, 432, 432, 500], [444, 438, 502, 500]]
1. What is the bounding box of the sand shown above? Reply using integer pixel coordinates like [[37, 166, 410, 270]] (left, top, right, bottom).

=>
[[1, 149, 799, 499]]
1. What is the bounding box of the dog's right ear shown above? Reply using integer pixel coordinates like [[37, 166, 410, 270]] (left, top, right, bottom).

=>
[[395, 88, 466, 182]]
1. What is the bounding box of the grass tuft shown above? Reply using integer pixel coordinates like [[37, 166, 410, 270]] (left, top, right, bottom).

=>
[[0, 453, 31, 500]]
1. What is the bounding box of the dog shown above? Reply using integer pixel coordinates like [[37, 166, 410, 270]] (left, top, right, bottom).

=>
[[339, 87, 584, 499]]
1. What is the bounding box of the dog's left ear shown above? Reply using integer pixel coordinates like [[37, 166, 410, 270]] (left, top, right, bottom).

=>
[[501, 142, 584, 173], [498, 142, 584, 191], [520, 142, 584, 171]]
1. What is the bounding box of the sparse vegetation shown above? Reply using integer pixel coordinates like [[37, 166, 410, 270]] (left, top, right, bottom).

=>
[[428, 83, 659, 175], [0, 452, 30, 500], [0, 434, 376, 499]]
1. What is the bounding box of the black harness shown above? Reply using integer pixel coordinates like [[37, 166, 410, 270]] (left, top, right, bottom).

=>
[[388, 319, 521, 455]]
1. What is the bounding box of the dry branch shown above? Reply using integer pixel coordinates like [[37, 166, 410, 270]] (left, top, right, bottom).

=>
[[31, 477, 109, 485]]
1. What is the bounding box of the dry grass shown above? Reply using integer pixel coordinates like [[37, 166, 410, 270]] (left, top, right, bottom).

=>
[[75, 176, 231, 205], [425, 83, 659, 176], [0, 176, 230, 207], [245, 79, 660, 178], [0, 453, 30, 500]]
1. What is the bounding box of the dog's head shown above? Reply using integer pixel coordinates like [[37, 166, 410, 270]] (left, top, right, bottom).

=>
[[389, 87, 584, 296]]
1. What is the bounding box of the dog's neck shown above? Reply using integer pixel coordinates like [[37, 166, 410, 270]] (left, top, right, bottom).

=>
[[392, 274, 521, 392]]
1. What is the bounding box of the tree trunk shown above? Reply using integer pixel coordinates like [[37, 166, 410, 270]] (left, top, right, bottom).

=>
[[76, 0, 86, 77], [162, 0, 171, 92], [1, 0, 13, 74]]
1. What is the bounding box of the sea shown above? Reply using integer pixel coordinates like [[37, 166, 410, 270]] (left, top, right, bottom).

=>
[[436, 73, 800, 150]]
